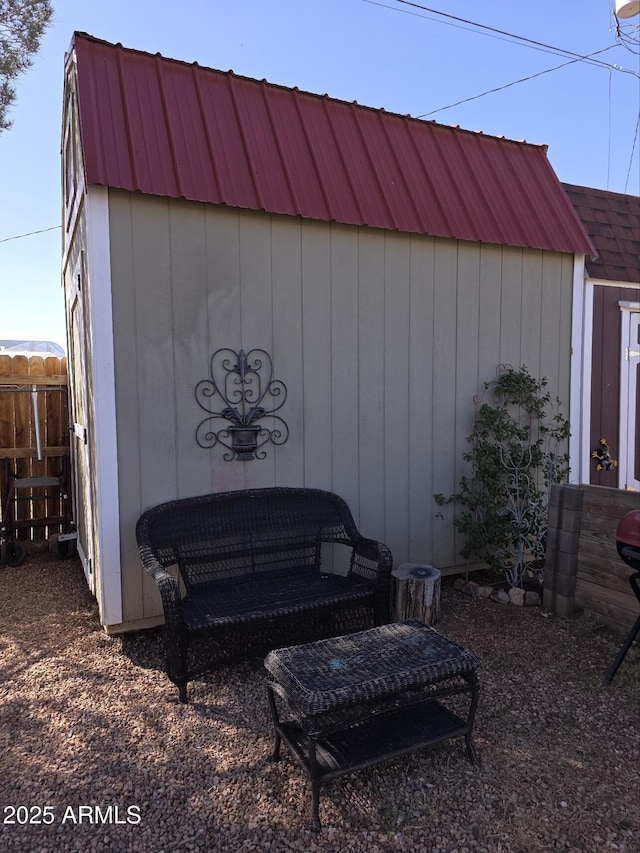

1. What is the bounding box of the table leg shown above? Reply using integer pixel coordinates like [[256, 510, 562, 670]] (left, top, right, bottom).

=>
[[603, 570, 640, 685], [308, 740, 322, 831]]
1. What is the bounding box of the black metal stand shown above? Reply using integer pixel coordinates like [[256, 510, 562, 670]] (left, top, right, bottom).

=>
[[603, 570, 640, 684]]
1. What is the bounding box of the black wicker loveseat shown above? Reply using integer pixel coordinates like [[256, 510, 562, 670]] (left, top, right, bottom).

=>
[[136, 487, 393, 702]]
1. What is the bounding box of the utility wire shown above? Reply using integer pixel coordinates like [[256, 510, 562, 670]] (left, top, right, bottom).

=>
[[624, 113, 640, 194], [363, 0, 639, 77], [607, 71, 612, 190], [370, 0, 639, 190], [418, 48, 618, 117], [0, 225, 60, 243], [391, 0, 638, 73]]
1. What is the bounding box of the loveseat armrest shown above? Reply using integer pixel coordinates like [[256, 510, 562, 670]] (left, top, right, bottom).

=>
[[352, 536, 393, 565], [137, 546, 183, 625], [351, 536, 394, 624]]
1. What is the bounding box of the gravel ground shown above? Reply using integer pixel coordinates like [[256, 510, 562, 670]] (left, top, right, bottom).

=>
[[0, 553, 638, 853]]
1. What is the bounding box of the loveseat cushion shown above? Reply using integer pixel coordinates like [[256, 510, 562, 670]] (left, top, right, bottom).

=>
[[181, 569, 373, 630]]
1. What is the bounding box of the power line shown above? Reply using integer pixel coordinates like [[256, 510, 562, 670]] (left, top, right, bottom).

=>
[[363, 0, 640, 77], [0, 225, 60, 244], [624, 113, 640, 194], [418, 48, 619, 118], [391, 0, 638, 73], [607, 71, 613, 190]]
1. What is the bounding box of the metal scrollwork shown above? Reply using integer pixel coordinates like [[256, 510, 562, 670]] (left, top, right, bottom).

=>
[[195, 348, 289, 460]]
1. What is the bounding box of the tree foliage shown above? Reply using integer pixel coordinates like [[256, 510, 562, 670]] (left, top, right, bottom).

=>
[[0, 0, 53, 132], [435, 365, 570, 588]]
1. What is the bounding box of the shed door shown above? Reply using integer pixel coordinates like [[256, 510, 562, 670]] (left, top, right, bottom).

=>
[[620, 310, 640, 491], [67, 255, 94, 587]]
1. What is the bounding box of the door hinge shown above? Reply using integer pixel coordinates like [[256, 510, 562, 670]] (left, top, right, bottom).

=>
[[70, 423, 88, 444], [625, 347, 640, 361]]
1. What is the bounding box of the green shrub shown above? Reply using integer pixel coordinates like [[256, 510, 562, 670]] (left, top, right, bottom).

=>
[[435, 365, 570, 588]]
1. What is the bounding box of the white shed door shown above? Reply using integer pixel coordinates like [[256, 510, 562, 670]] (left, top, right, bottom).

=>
[[620, 310, 640, 491], [67, 257, 94, 587]]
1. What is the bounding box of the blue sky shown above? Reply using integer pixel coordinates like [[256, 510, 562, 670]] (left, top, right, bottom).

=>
[[1, 0, 638, 350]]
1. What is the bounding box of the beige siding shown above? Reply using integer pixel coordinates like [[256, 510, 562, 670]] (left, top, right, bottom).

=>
[[452, 242, 481, 565], [330, 226, 360, 507], [356, 228, 386, 540], [407, 237, 435, 564], [106, 190, 574, 628], [270, 218, 304, 487], [431, 240, 459, 568]]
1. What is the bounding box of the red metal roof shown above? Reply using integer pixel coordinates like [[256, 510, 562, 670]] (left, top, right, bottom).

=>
[[70, 32, 595, 256], [562, 184, 640, 283]]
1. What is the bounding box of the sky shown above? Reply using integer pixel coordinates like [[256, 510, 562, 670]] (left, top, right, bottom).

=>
[[0, 0, 638, 351]]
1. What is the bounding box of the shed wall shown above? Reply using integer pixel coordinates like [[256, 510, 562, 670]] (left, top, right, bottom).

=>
[[62, 70, 105, 606], [589, 283, 640, 487], [107, 190, 574, 629], [63, 208, 102, 586]]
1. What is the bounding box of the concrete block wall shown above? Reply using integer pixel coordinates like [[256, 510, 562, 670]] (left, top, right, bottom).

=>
[[543, 484, 583, 617]]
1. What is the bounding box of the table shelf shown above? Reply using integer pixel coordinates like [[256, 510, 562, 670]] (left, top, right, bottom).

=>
[[277, 698, 470, 781]]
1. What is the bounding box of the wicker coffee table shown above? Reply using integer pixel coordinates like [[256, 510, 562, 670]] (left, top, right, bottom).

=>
[[264, 620, 480, 829]]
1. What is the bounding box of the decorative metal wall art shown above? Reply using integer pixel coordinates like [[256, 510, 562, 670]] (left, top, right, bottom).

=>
[[195, 348, 289, 460]]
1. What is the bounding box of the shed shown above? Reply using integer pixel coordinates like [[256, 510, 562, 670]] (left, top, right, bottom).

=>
[[62, 32, 595, 632], [563, 184, 640, 491]]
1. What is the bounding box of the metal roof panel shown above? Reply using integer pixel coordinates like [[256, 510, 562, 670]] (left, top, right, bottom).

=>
[[71, 33, 595, 256]]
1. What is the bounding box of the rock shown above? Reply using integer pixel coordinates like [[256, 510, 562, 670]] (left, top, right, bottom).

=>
[[509, 587, 526, 606], [462, 581, 480, 597], [524, 590, 542, 606], [476, 585, 494, 598], [490, 588, 510, 604], [452, 578, 466, 591]]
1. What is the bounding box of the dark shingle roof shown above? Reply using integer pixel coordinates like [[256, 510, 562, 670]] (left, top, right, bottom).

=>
[[562, 184, 640, 283]]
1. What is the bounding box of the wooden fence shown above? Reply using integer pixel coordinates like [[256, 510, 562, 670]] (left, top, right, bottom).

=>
[[544, 483, 639, 635], [575, 485, 638, 634], [0, 354, 70, 544]]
